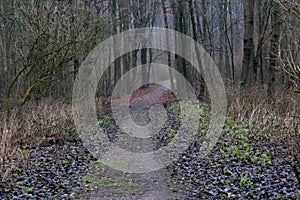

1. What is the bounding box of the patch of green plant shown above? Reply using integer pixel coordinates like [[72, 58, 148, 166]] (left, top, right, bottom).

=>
[[168, 101, 210, 143], [61, 160, 69, 165], [169, 101, 209, 121], [257, 173, 264, 179], [16, 181, 23, 185], [79, 161, 146, 196], [220, 179, 230, 185], [81, 175, 144, 195], [167, 128, 176, 138], [219, 118, 274, 167], [239, 173, 252, 187], [19, 149, 29, 159], [220, 149, 229, 157], [98, 114, 112, 125], [251, 151, 272, 166], [223, 167, 232, 175], [251, 156, 259, 163], [26, 187, 34, 194], [71, 149, 77, 154], [261, 153, 272, 165], [224, 143, 251, 160]]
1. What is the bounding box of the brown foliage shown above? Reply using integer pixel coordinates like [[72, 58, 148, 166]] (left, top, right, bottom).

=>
[[0, 99, 73, 179], [227, 85, 300, 184]]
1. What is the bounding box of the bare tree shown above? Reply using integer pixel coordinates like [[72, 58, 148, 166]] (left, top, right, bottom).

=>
[[267, 2, 281, 98], [241, 0, 255, 85]]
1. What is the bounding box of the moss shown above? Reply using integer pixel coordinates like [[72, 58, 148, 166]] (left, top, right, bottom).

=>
[[80, 161, 146, 196]]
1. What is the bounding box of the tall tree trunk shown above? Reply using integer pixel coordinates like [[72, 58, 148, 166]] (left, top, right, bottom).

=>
[[218, 0, 230, 79], [141, 48, 147, 85], [162, 0, 175, 91], [171, 0, 186, 96], [112, 0, 121, 92], [241, 0, 255, 85], [189, 0, 205, 97], [201, 0, 208, 52], [268, 3, 281, 98], [228, 0, 235, 84], [254, 1, 272, 85]]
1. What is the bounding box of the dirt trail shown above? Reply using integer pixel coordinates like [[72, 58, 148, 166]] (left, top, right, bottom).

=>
[[81, 84, 184, 199], [80, 124, 181, 200], [79, 136, 184, 199]]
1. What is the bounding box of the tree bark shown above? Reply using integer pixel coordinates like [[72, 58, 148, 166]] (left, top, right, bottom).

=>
[[241, 0, 255, 85], [268, 3, 281, 98]]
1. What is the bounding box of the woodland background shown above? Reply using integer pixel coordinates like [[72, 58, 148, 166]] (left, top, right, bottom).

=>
[[0, 0, 299, 185]]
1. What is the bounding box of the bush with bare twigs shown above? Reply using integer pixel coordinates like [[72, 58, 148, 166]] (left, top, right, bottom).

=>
[[0, 99, 73, 179], [227, 85, 300, 185]]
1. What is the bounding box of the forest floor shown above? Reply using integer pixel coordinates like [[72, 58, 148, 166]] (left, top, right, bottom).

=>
[[1, 84, 299, 199]]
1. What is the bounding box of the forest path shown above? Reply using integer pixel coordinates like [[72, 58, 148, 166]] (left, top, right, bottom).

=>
[[81, 83, 182, 199]]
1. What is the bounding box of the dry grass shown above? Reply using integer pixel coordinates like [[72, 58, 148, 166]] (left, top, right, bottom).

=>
[[227, 85, 300, 184], [1, 87, 299, 184], [0, 98, 73, 179]]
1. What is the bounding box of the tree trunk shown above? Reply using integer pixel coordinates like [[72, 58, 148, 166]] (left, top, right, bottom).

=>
[[268, 3, 281, 98], [162, 0, 175, 91], [112, 0, 121, 91], [241, 0, 255, 85], [201, 0, 208, 52], [189, 0, 205, 98]]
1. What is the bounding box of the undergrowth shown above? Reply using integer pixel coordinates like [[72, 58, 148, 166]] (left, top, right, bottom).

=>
[[1, 85, 299, 189], [227, 85, 300, 186], [0, 99, 73, 179]]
